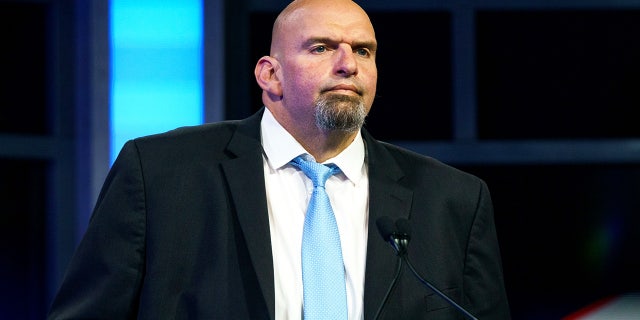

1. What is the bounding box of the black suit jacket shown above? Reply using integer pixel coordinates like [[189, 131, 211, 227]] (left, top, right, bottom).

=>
[[48, 110, 510, 319]]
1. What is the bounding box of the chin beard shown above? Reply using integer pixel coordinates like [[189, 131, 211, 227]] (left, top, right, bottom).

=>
[[314, 93, 367, 132]]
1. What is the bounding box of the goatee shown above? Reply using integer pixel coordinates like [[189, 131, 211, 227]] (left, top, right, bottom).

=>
[[314, 93, 367, 132]]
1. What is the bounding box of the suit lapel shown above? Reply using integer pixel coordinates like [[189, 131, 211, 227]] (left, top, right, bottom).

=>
[[220, 110, 276, 320], [362, 130, 413, 319]]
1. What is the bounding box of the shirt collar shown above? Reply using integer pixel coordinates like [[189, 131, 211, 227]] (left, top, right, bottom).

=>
[[260, 107, 366, 184]]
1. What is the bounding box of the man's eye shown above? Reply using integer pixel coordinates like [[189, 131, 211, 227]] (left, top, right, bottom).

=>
[[312, 46, 327, 53], [355, 48, 370, 57]]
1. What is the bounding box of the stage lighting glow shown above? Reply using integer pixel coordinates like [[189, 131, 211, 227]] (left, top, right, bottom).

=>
[[110, 0, 203, 163]]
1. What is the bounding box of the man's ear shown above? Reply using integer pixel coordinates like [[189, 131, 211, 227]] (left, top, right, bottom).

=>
[[254, 56, 283, 97]]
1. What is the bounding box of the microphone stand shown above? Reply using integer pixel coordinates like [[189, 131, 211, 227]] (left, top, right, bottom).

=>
[[372, 256, 403, 320]]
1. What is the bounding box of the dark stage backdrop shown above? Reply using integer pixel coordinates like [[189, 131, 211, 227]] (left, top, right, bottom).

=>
[[2, 1, 640, 319]]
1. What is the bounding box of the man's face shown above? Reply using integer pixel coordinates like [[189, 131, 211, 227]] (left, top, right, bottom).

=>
[[272, 0, 378, 132]]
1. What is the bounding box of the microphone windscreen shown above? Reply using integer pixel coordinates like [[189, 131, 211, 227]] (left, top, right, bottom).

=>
[[395, 218, 411, 237], [376, 216, 395, 241]]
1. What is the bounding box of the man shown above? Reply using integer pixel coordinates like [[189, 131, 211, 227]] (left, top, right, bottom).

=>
[[48, 0, 510, 319]]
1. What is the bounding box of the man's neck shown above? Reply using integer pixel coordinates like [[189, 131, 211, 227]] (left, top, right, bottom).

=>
[[295, 129, 358, 163]]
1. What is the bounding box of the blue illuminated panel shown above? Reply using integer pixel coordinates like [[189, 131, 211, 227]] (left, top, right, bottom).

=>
[[110, 0, 203, 163]]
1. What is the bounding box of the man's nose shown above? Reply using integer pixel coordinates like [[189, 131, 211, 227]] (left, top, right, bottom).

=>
[[334, 44, 358, 76]]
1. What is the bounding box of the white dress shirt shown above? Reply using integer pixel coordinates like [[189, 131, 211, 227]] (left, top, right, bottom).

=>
[[260, 108, 369, 320]]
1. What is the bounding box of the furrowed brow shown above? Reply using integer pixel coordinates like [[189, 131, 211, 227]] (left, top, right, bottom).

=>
[[353, 40, 377, 53], [301, 37, 338, 49], [302, 37, 377, 52]]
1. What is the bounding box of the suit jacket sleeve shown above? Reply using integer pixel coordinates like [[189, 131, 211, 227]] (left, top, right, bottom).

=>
[[464, 180, 510, 319], [48, 140, 146, 319]]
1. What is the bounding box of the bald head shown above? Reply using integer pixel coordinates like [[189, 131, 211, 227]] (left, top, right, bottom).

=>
[[270, 0, 375, 57]]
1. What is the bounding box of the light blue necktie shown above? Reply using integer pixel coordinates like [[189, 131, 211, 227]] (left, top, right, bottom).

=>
[[290, 155, 348, 320]]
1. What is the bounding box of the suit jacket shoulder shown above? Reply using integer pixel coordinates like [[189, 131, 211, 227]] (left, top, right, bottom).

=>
[[49, 110, 276, 320]]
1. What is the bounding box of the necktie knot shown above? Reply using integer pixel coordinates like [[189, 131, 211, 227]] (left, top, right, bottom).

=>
[[290, 155, 340, 188]]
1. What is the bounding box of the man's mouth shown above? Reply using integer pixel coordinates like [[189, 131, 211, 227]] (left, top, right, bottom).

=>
[[325, 84, 361, 95]]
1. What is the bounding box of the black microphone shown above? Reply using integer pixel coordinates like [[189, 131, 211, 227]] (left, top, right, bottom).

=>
[[375, 217, 479, 320], [377, 216, 410, 256]]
